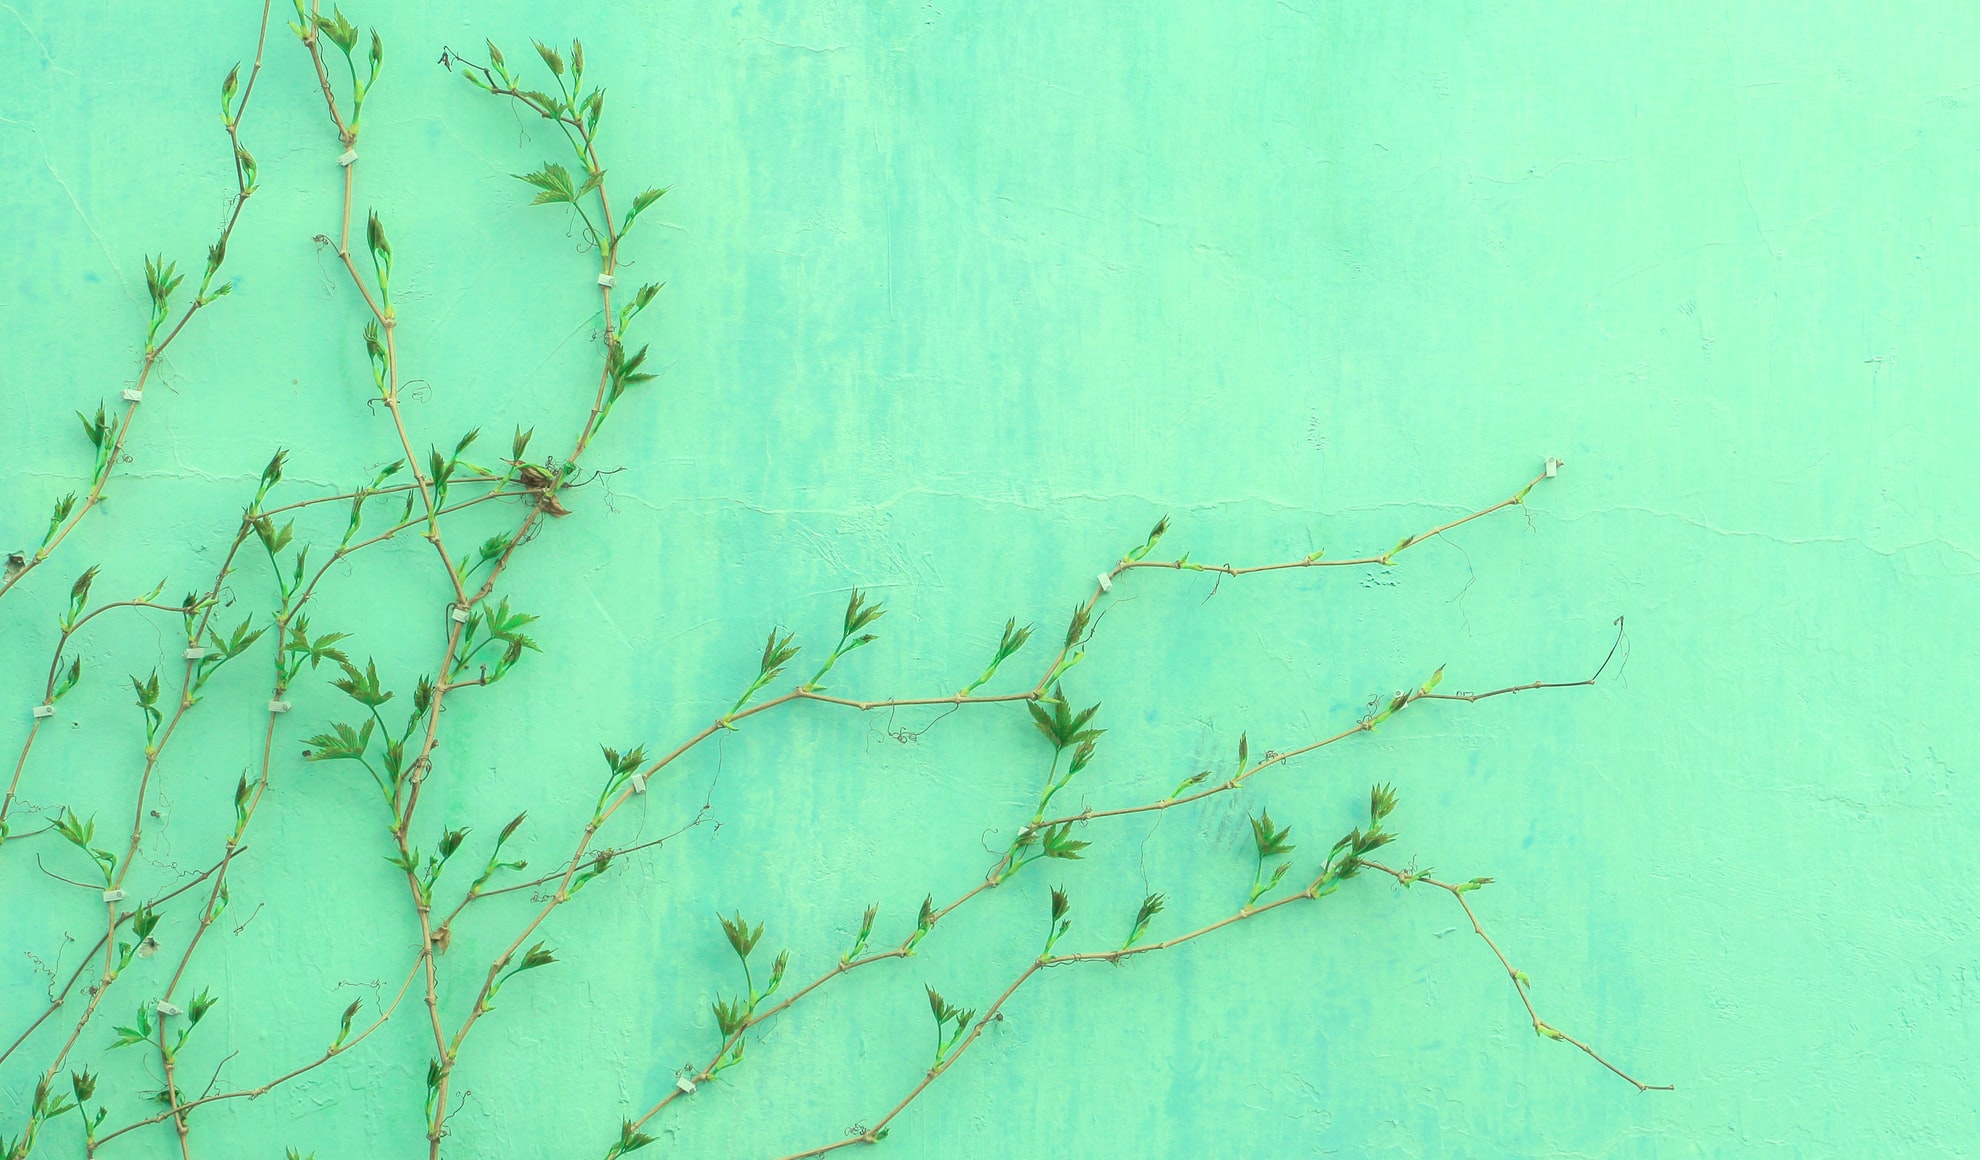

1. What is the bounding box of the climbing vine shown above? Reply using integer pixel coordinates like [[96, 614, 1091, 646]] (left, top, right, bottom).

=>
[[0, 5, 1664, 1157]]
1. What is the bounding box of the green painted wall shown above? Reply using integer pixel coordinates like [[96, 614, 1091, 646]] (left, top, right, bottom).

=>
[[4, 2, 1975, 1156]]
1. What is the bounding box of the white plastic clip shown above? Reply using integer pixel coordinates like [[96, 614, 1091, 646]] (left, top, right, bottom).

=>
[[102, 888, 126, 902], [596, 273, 617, 289], [1096, 573, 1113, 594], [675, 1075, 696, 1094], [337, 148, 358, 168], [1544, 457, 1562, 478], [155, 1001, 183, 1018], [449, 605, 471, 624], [268, 700, 292, 714], [122, 388, 144, 403], [31, 704, 54, 719], [629, 772, 647, 794], [184, 646, 208, 660]]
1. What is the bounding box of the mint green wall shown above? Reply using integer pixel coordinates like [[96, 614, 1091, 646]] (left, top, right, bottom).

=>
[[4, 2, 1975, 1157]]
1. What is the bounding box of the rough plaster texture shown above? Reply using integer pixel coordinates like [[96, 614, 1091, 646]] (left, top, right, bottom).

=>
[[3, 2, 1976, 1157]]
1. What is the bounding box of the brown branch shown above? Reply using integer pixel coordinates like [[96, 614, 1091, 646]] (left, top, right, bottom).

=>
[[89, 952, 427, 1152], [0, 0, 277, 606], [1, 599, 209, 843], [1034, 619, 1624, 830], [0, 855, 232, 1069], [1119, 471, 1549, 579], [615, 631, 1619, 1142], [769, 890, 1318, 1160], [1358, 859, 1670, 1092], [621, 619, 1628, 1149], [1019, 468, 1558, 697]]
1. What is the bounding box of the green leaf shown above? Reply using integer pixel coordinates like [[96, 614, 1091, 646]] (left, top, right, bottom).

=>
[[1041, 823, 1089, 860], [517, 88, 564, 115], [78, 405, 109, 450], [207, 614, 266, 660], [252, 515, 294, 556], [312, 8, 359, 55], [626, 186, 668, 224], [842, 588, 884, 637], [67, 565, 97, 606], [1126, 515, 1169, 562], [1169, 769, 1210, 798], [758, 629, 799, 678], [515, 163, 578, 206], [144, 254, 184, 308], [718, 912, 764, 960], [332, 658, 393, 707], [1125, 892, 1166, 948], [1249, 811, 1295, 860], [1370, 783, 1399, 825], [302, 719, 375, 762], [53, 809, 95, 852], [712, 995, 748, 1038], [110, 1005, 155, 1049], [332, 998, 362, 1050], [613, 1120, 657, 1156], [1029, 684, 1102, 749], [485, 598, 540, 642], [52, 656, 82, 703], [365, 212, 391, 260], [286, 620, 351, 671], [1063, 603, 1090, 647]]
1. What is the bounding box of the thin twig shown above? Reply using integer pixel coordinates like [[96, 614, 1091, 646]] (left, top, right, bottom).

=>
[[1359, 859, 1670, 1092]]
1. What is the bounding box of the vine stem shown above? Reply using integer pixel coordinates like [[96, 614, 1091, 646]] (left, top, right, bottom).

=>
[[26, 480, 516, 1005], [9, 11, 1619, 1151], [427, 686, 1038, 1119], [1357, 859, 1672, 1093], [1032, 619, 1624, 830], [1024, 469, 1556, 698], [0, 0, 276, 607], [602, 493, 1611, 1150], [0, 478, 516, 859], [87, 950, 427, 1151], [296, 15, 527, 1150], [624, 863, 1012, 1136], [767, 890, 1320, 1160], [295, 32, 639, 1152], [0, 461, 516, 1152], [615, 632, 1613, 1143], [154, 1018, 194, 1160], [0, 855, 232, 1070], [0, 475, 525, 1151], [772, 844, 1667, 1160], [0, 599, 190, 840]]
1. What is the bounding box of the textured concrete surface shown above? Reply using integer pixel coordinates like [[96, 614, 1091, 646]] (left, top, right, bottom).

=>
[[3, 2, 1976, 1156]]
